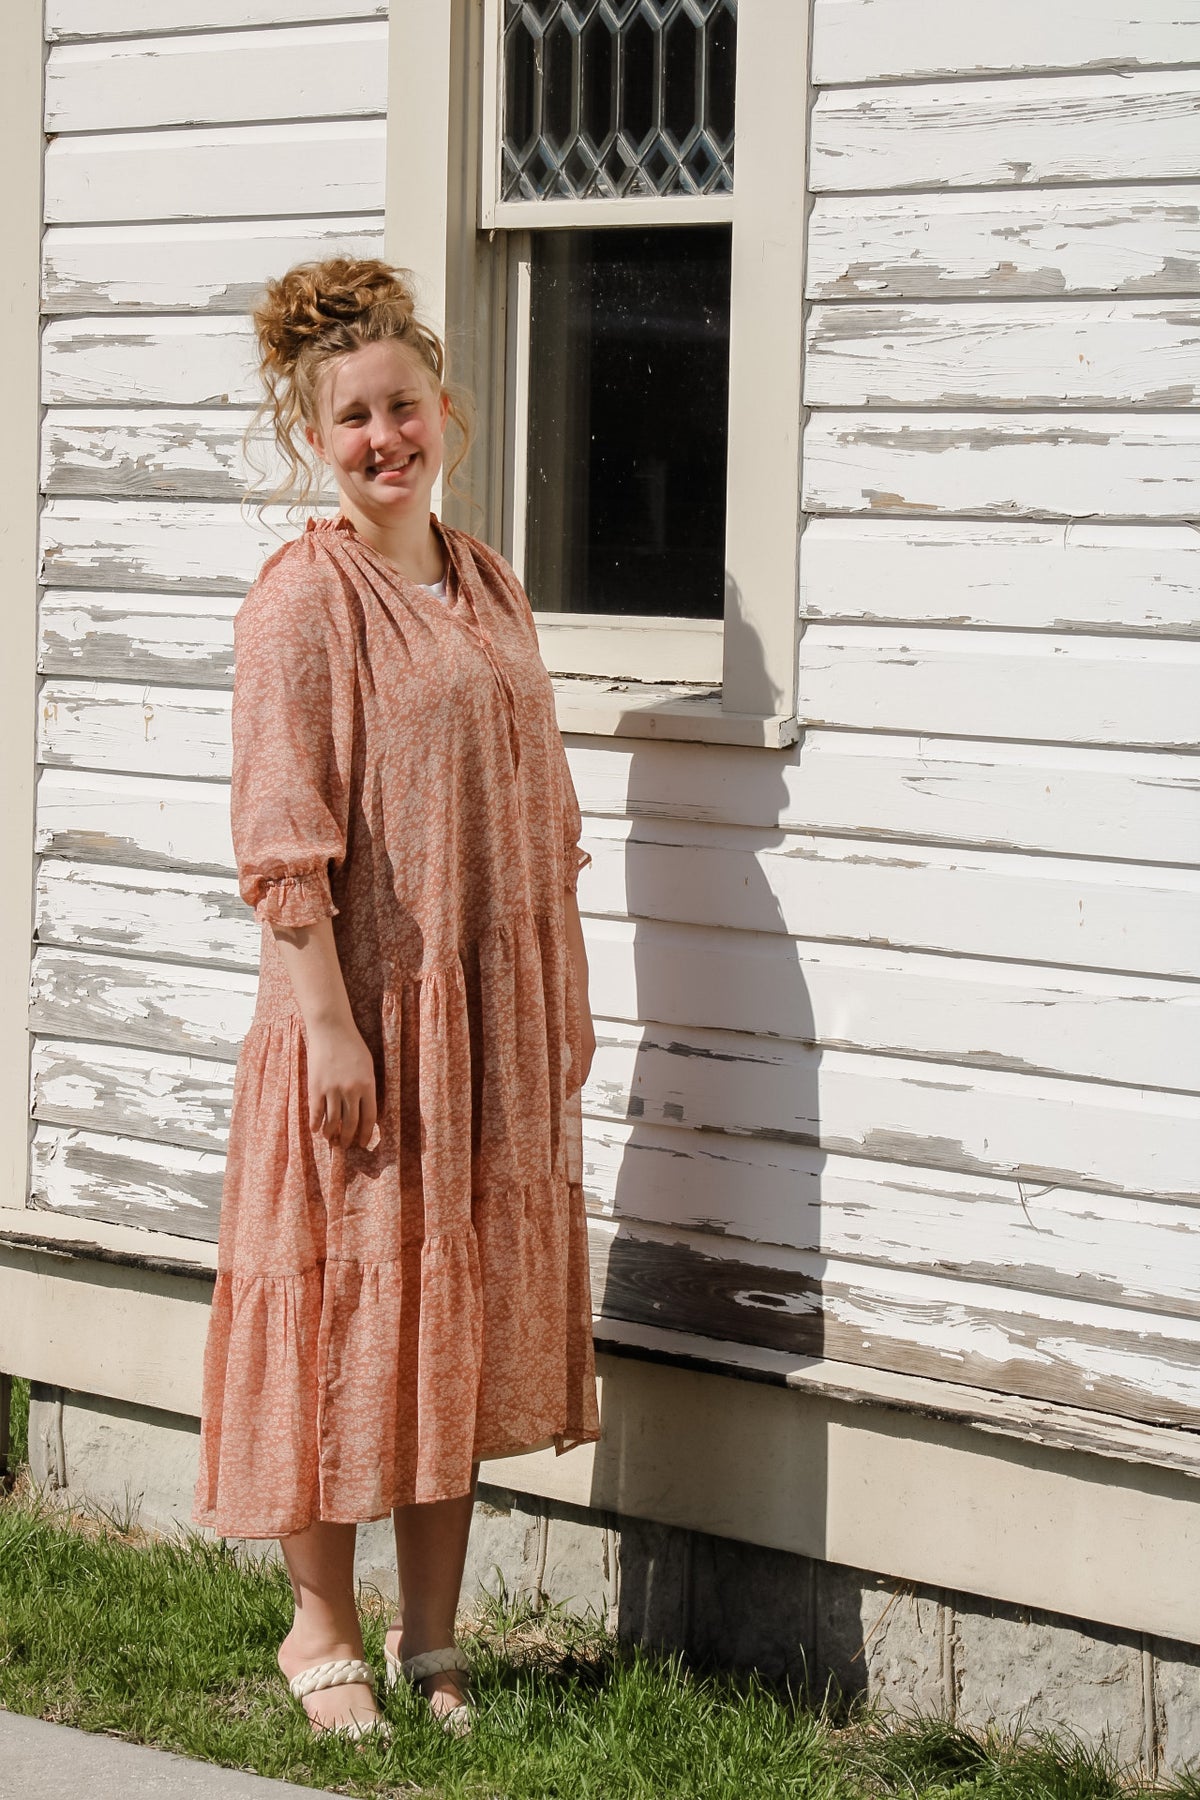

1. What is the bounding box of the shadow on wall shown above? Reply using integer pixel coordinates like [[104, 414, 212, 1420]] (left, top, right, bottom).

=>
[[585, 570, 833, 1655]]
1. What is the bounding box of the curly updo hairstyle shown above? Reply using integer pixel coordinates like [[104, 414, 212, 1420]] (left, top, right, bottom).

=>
[[244, 256, 473, 513]]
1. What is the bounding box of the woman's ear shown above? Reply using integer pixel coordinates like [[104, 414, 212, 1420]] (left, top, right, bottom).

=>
[[305, 421, 327, 465]]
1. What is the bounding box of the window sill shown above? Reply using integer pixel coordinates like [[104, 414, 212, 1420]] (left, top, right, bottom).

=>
[[550, 676, 800, 748]]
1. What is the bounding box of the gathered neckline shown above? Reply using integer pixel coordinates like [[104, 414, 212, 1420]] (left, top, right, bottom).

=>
[[307, 510, 453, 593]]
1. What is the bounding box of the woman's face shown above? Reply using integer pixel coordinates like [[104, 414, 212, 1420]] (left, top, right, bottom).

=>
[[306, 338, 450, 525]]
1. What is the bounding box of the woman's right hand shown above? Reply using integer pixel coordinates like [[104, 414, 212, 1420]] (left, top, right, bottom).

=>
[[304, 1019, 378, 1149]]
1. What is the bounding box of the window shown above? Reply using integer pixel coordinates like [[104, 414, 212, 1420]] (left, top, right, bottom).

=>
[[390, 0, 806, 746]]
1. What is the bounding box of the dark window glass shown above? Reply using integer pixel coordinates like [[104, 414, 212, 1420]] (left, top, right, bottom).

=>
[[524, 224, 731, 619]]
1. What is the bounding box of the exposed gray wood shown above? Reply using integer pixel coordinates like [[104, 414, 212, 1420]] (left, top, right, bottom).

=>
[[46, 22, 387, 132], [589, 1221, 1200, 1429], [803, 414, 1200, 523], [811, 72, 1200, 194], [30, 947, 254, 1061], [799, 521, 1200, 638], [44, 121, 386, 225], [797, 626, 1200, 753], [586, 1027, 1200, 1207], [36, 769, 235, 873], [31, 1124, 222, 1241], [43, 412, 260, 501], [40, 500, 317, 593], [584, 1119, 1200, 1317], [46, 1, 387, 40], [811, 0, 1200, 84], [32, 1038, 232, 1152], [42, 218, 383, 314], [43, 323, 257, 407], [36, 860, 256, 970], [805, 303, 1200, 410], [806, 187, 1200, 301], [39, 590, 236, 686]]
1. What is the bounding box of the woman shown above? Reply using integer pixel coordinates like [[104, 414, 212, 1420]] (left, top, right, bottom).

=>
[[191, 258, 602, 1740]]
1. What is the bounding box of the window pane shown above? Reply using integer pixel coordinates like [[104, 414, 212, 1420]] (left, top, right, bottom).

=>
[[502, 0, 737, 202], [524, 224, 731, 619]]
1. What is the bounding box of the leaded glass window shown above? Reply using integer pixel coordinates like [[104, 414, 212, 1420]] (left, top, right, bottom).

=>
[[502, 0, 737, 202]]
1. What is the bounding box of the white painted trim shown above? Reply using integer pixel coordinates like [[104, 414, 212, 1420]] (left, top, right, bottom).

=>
[[3, 1249, 1199, 1641], [0, 1, 43, 1214], [489, 195, 737, 229]]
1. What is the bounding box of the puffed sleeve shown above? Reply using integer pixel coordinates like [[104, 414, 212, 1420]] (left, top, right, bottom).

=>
[[230, 561, 355, 929]]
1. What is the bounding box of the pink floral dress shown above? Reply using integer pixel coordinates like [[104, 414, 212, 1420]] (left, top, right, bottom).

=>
[[192, 513, 601, 1538]]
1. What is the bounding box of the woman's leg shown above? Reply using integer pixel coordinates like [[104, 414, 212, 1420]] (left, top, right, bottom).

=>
[[277, 1519, 380, 1733], [386, 1465, 479, 1719]]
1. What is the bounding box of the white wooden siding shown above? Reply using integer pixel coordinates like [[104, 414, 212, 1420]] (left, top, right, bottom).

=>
[[28, 0, 1200, 1436]]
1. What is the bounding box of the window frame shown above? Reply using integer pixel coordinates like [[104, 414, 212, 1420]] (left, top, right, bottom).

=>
[[388, 0, 807, 748]]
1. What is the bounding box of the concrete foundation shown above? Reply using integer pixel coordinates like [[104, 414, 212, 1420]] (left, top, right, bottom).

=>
[[22, 1383, 1200, 1778]]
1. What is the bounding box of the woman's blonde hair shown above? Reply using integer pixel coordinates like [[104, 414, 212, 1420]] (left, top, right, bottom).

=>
[[243, 256, 473, 514]]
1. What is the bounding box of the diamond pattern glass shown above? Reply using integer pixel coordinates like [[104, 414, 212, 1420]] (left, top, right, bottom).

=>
[[501, 0, 736, 201]]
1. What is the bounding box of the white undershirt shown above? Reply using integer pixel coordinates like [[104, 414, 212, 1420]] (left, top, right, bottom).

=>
[[420, 575, 448, 602]]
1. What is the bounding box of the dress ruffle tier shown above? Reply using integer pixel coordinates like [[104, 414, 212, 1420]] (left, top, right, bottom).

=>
[[193, 515, 600, 1538]]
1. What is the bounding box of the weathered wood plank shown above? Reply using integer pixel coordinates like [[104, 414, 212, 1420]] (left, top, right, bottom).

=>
[[36, 768, 235, 873], [36, 860, 256, 969], [585, 819, 1200, 981], [42, 218, 383, 314], [44, 121, 386, 225], [587, 1028, 1200, 1206], [40, 500, 315, 593], [584, 1121, 1200, 1315], [32, 1038, 232, 1151], [590, 1218, 1200, 1428], [811, 0, 1200, 84], [799, 520, 1200, 637], [811, 73, 1200, 194], [30, 947, 255, 1060], [43, 324, 257, 406], [805, 304, 1200, 410], [37, 815, 1200, 982], [39, 680, 232, 780], [43, 411, 269, 502], [39, 590, 237, 685], [579, 917, 1200, 1093], [31, 1124, 223, 1241], [803, 414, 1200, 523], [46, 22, 387, 131], [46, 1, 386, 41], [797, 627, 1200, 752], [35, 932, 1200, 1094], [806, 187, 1200, 301], [33, 1021, 1200, 1205]]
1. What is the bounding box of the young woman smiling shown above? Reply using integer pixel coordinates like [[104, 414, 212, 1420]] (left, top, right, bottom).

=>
[[192, 259, 601, 1741]]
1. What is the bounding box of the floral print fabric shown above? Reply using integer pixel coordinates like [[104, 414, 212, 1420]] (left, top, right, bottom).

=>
[[192, 513, 600, 1538]]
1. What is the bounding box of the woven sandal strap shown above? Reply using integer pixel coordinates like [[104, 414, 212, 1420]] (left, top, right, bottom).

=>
[[400, 1646, 469, 1683], [288, 1657, 375, 1701]]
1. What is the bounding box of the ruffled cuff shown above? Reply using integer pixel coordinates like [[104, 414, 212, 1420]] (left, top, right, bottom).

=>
[[564, 844, 592, 896], [243, 868, 338, 929]]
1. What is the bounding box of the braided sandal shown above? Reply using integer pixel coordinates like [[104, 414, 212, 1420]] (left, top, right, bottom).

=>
[[286, 1657, 390, 1742], [384, 1644, 473, 1737]]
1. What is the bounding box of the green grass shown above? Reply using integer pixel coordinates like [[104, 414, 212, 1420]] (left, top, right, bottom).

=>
[[0, 1479, 1193, 1800], [5, 1376, 29, 1476]]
